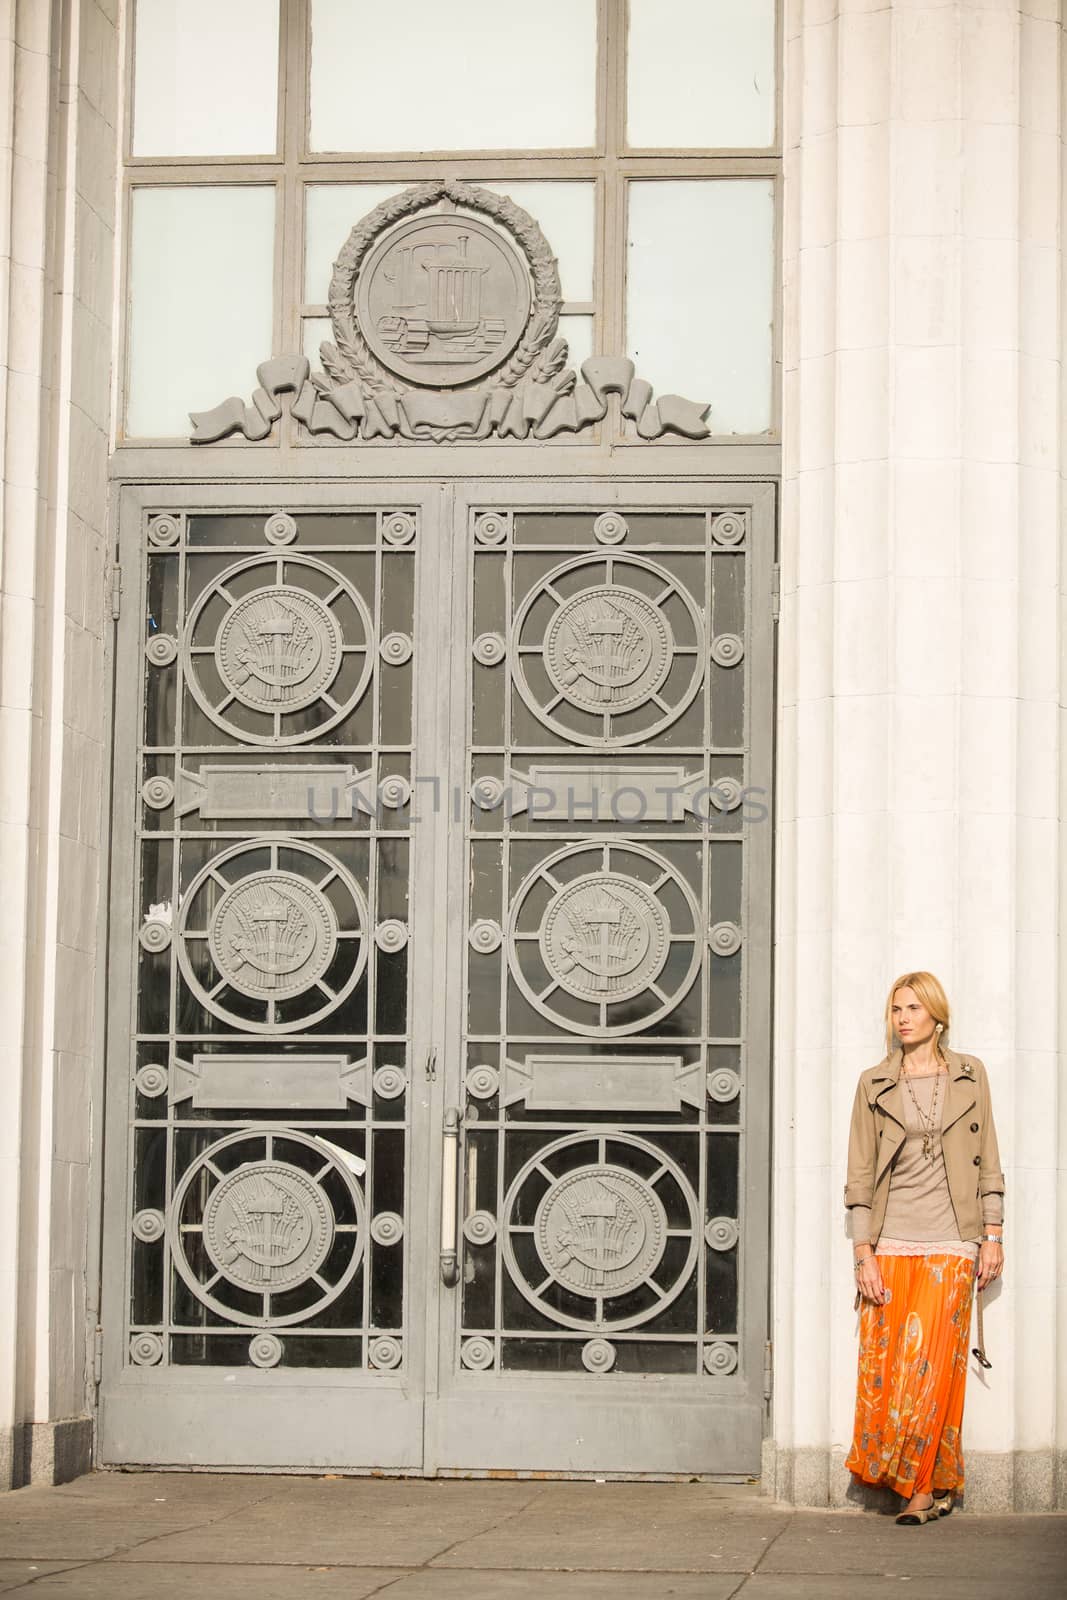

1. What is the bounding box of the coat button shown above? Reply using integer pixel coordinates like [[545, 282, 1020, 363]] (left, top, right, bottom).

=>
[[973, 1155, 981, 1165], [970, 1122, 979, 1132]]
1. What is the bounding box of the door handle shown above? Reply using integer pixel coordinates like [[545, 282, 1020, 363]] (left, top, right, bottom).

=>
[[439, 1106, 460, 1287]]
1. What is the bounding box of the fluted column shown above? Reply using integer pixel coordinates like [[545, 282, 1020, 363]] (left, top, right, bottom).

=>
[[773, 0, 1063, 1509], [0, 0, 117, 1488]]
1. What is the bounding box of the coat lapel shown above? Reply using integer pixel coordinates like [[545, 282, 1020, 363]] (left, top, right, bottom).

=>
[[869, 1047, 906, 1184], [940, 1047, 978, 1132], [869, 1046, 905, 1127]]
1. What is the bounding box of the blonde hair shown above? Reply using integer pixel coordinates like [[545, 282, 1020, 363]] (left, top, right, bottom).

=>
[[884, 971, 950, 1055]]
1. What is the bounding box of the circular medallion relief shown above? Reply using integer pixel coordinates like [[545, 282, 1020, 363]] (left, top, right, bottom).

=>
[[466, 1064, 499, 1100], [501, 1133, 700, 1333], [582, 1338, 617, 1372], [536, 1166, 667, 1300], [369, 1336, 402, 1370], [703, 1341, 739, 1376], [130, 1332, 163, 1366], [249, 1333, 283, 1368], [508, 841, 702, 1037], [461, 1336, 495, 1370], [183, 555, 374, 748], [357, 213, 531, 388], [135, 1063, 168, 1098], [370, 1211, 404, 1247], [216, 587, 343, 715], [148, 514, 180, 548], [168, 1129, 366, 1328], [207, 872, 338, 1002], [511, 554, 705, 749], [592, 513, 629, 545], [203, 1162, 333, 1291], [264, 513, 298, 547], [540, 873, 670, 1004], [544, 587, 672, 714], [176, 838, 368, 1034]]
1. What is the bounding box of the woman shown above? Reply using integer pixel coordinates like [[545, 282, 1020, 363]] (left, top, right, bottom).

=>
[[844, 972, 1005, 1523]]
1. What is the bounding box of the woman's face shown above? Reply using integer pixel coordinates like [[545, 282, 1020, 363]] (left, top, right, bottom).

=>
[[892, 986, 937, 1045]]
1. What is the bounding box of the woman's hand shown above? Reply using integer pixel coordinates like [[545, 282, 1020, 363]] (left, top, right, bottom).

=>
[[854, 1251, 887, 1305], [976, 1239, 1004, 1291]]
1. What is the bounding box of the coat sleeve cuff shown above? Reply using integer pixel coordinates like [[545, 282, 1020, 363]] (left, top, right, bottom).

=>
[[843, 1182, 873, 1207], [849, 1205, 872, 1243]]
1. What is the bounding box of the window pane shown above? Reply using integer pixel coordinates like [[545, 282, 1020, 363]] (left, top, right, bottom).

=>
[[132, 0, 280, 157], [480, 184, 595, 302], [626, 181, 774, 436], [560, 314, 594, 373], [309, 0, 597, 153], [305, 186, 410, 301], [127, 187, 275, 437], [303, 316, 331, 364], [306, 182, 596, 305], [627, 0, 775, 150]]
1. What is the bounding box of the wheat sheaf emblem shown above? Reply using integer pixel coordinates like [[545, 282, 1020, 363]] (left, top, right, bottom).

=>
[[220, 1173, 310, 1283], [553, 1178, 642, 1287], [557, 885, 647, 989], [556, 595, 653, 703], [230, 595, 322, 702], [224, 881, 314, 985]]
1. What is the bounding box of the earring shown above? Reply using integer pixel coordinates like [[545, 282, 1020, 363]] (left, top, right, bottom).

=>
[[935, 1023, 943, 1033]]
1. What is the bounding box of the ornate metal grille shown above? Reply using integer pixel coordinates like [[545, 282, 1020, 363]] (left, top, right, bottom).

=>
[[109, 484, 771, 1473], [458, 506, 752, 1380], [127, 507, 416, 1374]]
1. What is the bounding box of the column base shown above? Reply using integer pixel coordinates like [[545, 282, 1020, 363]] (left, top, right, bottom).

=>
[[762, 1439, 1067, 1511], [0, 1418, 93, 1490]]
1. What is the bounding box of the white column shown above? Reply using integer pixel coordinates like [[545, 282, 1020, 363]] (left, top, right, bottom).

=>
[[773, 0, 1063, 1509], [0, 0, 117, 1488]]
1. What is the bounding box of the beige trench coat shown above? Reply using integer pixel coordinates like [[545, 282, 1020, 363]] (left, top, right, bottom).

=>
[[844, 1044, 1005, 1243]]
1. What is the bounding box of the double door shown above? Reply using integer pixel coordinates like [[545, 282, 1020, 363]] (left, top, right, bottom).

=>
[[100, 478, 774, 1475]]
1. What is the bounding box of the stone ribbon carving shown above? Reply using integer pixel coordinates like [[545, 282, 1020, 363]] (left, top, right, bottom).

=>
[[190, 181, 711, 446]]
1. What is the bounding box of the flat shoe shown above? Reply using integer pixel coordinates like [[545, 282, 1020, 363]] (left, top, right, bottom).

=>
[[933, 1494, 954, 1517], [896, 1505, 937, 1525]]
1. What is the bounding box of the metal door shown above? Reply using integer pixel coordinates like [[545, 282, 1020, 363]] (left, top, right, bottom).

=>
[[99, 478, 774, 1475], [427, 482, 774, 1474], [100, 484, 444, 1468]]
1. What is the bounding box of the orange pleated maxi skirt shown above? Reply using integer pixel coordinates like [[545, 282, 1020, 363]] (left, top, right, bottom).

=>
[[846, 1252, 975, 1498]]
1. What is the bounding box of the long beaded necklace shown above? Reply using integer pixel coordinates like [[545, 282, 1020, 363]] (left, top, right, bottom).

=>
[[902, 1064, 945, 1160]]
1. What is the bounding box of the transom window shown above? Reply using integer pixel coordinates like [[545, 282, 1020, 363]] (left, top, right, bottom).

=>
[[121, 0, 779, 442]]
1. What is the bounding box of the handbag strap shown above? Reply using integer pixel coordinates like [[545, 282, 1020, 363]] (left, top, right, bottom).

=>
[[972, 1282, 991, 1369]]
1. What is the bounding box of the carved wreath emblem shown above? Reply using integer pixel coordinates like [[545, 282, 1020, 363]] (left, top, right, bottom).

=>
[[320, 179, 568, 399], [189, 182, 711, 444]]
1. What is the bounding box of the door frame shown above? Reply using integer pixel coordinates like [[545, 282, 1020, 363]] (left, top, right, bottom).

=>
[[98, 473, 776, 1476]]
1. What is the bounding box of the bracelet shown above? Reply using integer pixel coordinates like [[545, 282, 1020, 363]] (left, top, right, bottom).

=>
[[981, 1233, 1003, 1243]]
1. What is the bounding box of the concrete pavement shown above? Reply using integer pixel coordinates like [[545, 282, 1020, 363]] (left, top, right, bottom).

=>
[[0, 1473, 1062, 1598]]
